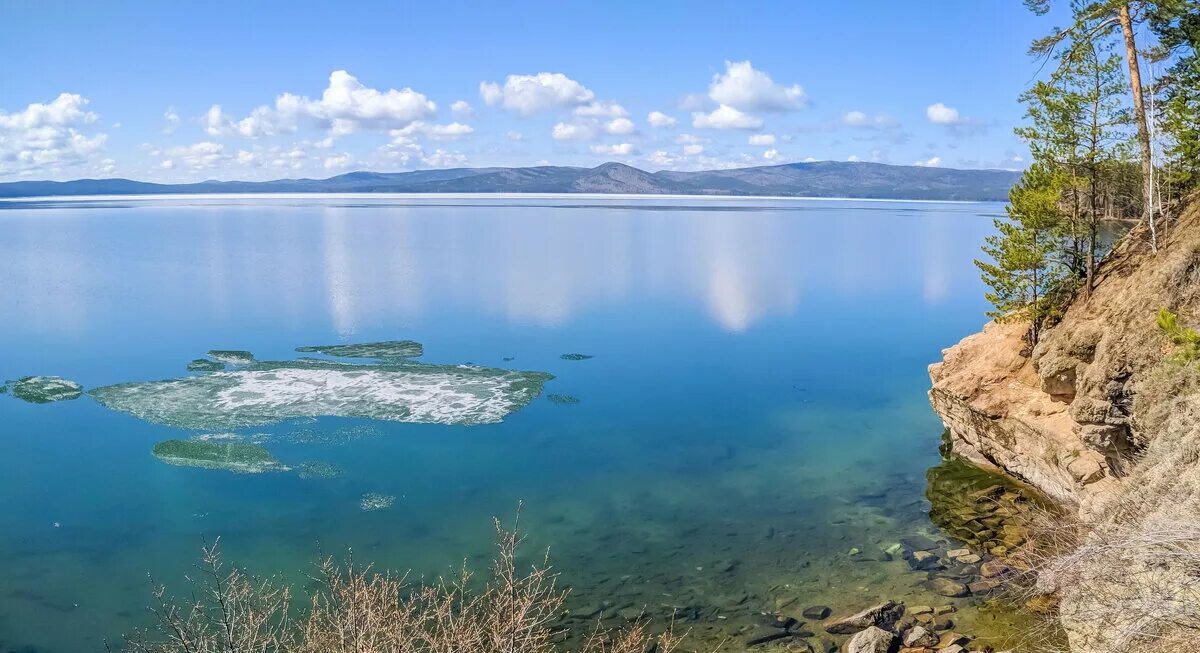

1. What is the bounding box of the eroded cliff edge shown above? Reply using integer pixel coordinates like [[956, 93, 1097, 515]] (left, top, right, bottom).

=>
[[929, 199, 1200, 652]]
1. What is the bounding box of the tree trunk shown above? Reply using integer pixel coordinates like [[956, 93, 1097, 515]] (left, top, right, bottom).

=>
[[1118, 3, 1154, 230]]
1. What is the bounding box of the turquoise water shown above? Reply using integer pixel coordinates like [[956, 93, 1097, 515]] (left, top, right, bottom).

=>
[[0, 196, 1005, 651]]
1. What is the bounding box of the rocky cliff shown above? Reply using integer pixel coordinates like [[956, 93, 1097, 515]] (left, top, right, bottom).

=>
[[928, 198, 1200, 652]]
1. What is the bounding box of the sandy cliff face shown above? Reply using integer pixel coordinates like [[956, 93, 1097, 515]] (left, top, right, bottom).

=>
[[929, 201, 1200, 513], [928, 199, 1200, 652]]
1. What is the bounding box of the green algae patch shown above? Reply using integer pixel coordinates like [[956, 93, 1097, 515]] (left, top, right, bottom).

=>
[[187, 359, 226, 372], [91, 358, 554, 430], [152, 438, 287, 473], [547, 394, 580, 404], [296, 340, 423, 359], [207, 350, 255, 366], [560, 353, 593, 361], [360, 492, 395, 511], [297, 461, 343, 480], [10, 376, 83, 403], [925, 442, 1051, 556]]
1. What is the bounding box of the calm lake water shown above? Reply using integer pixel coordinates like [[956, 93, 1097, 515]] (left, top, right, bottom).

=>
[[0, 195, 1011, 652]]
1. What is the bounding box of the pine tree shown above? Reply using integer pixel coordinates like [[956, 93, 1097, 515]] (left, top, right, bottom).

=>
[[976, 165, 1070, 345]]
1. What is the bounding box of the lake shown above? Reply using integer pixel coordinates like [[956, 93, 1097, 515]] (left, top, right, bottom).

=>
[[0, 195, 1022, 651]]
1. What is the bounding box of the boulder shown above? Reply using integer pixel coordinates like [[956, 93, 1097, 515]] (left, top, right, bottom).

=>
[[923, 577, 968, 598], [844, 626, 896, 653], [824, 601, 904, 634], [902, 625, 939, 648]]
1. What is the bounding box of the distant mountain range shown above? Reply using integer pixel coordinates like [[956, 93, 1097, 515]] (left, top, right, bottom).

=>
[[0, 161, 1022, 201]]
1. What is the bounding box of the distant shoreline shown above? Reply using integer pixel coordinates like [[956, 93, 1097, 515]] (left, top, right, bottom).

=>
[[0, 192, 990, 205]]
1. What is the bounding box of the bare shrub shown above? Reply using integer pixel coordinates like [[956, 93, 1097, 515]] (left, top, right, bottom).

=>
[[120, 516, 681, 653]]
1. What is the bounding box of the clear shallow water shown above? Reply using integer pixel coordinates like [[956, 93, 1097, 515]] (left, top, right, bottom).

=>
[[0, 196, 1011, 651]]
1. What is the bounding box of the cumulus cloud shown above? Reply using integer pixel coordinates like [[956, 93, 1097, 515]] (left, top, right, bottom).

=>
[[479, 72, 594, 115], [163, 141, 229, 169], [591, 143, 635, 156], [748, 133, 776, 146], [692, 104, 762, 130], [763, 148, 780, 161], [843, 110, 898, 129], [551, 122, 594, 141], [0, 93, 107, 176], [323, 153, 354, 171], [604, 117, 636, 135], [683, 143, 704, 155], [422, 149, 468, 168], [925, 103, 962, 125], [163, 107, 181, 134], [574, 100, 627, 119], [204, 70, 436, 138], [391, 121, 475, 141], [647, 111, 676, 128], [507, 130, 524, 141], [450, 100, 473, 118], [914, 155, 942, 167], [708, 61, 807, 112]]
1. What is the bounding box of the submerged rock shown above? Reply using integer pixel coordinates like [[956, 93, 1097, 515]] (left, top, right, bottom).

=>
[[187, 359, 226, 372], [207, 350, 255, 366], [91, 358, 554, 429], [10, 376, 83, 403], [546, 393, 580, 405], [560, 353, 593, 361], [152, 438, 287, 473], [296, 340, 423, 359], [824, 601, 903, 634], [360, 493, 395, 511], [297, 461, 343, 480], [802, 605, 832, 620], [844, 626, 895, 653]]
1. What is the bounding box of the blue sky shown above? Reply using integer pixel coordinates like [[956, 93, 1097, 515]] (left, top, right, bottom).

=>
[[1, 0, 1073, 182]]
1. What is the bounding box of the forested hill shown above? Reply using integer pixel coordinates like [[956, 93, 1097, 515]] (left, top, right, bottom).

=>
[[0, 161, 1021, 201]]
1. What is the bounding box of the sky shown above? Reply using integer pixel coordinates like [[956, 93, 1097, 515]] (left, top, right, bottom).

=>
[[0, 0, 1077, 182]]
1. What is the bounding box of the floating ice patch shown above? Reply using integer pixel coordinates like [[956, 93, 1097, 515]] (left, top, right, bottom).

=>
[[152, 439, 287, 474], [296, 340, 424, 359], [187, 359, 226, 372], [91, 359, 554, 429], [207, 350, 255, 366], [360, 493, 395, 511], [560, 353, 593, 361], [9, 376, 83, 403]]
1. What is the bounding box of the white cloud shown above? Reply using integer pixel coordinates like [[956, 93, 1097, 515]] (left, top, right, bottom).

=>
[[847, 155, 861, 162], [802, 156, 818, 163], [163, 107, 181, 134], [692, 104, 762, 130], [675, 133, 704, 145], [205, 70, 436, 138], [160, 159, 175, 169], [0, 93, 107, 176], [480, 72, 594, 115], [748, 133, 776, 146], [551, 122, 594, 141], [164, 141, 228, 169], [763, 148, 780, 161], [450, 100, 474, 118], [422, 149, 468, 167], [323, 153, 354, 171], [647, 111, 676, 128], [591, 143, 635, 156], [683, 144, 704, 155], [647, 150, 681, 166], [708, 61, 807, 112], [507, 130, 524, 141], [926, 103, 962, 125], [97, 157, 117, 175], [604, 117, 636, 135], [391, 121, 475, 141], [236, 150, 261, 166], [915, 156, 942, 167], [574, 100, 627, 119]]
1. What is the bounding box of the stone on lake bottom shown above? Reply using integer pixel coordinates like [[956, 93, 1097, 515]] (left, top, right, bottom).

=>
[[152, 438, 287, 474], [296, 340, 424, 359], [360, 493, 396, 511], [207, 350, 255, 366], [560, 353, 593, 361], [924, 577, 969, 598], [824, 601, 902, 634], [844, 626, 896, 653], [802, 605, 832, 620]]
